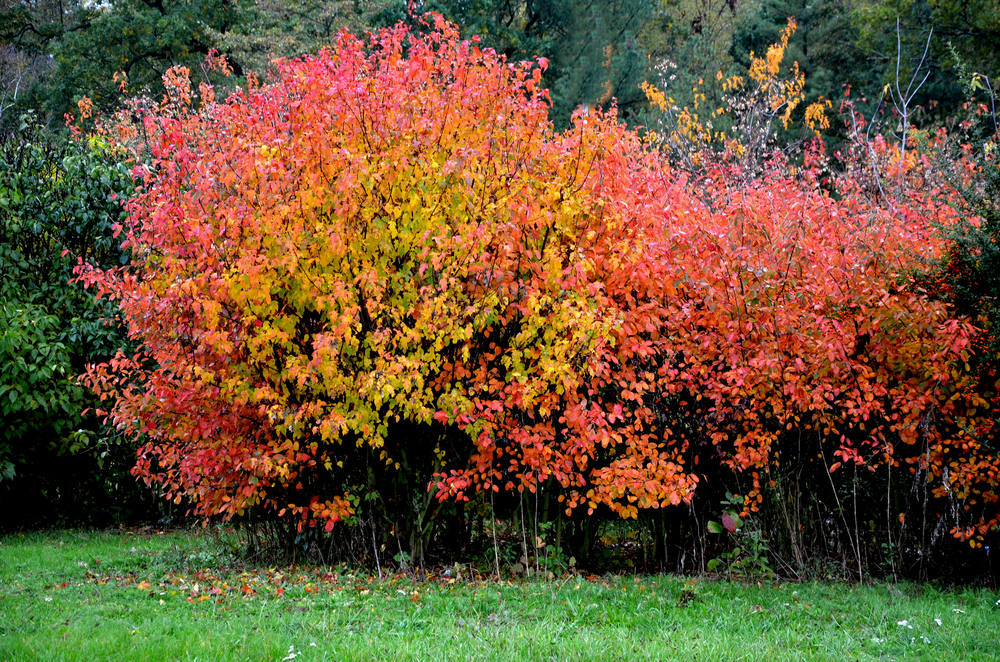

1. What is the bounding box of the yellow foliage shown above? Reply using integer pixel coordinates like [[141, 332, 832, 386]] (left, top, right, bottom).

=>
[[642, 17, 832, 166]]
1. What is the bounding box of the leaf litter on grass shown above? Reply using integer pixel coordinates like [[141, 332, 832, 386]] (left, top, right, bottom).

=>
[[2, 530, 999, 661]]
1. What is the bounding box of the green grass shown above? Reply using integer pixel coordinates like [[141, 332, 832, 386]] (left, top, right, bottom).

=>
[[1, 529, 998, 661]]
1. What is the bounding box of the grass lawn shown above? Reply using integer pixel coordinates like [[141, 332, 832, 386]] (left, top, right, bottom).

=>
[[0, 529, 997, 661]]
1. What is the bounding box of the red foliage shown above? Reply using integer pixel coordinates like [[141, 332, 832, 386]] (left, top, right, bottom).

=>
[[77, 17, 998, 542]]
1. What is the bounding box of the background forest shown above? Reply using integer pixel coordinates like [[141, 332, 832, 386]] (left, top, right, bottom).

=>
[[2, 0, 999, 585]]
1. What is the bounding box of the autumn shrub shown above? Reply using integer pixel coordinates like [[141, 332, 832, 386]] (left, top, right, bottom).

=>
[[80, 18, 697, 563], [636, 18, 1000, 579], [810, 96, 1000, 578], [921, 105, 1000, 430], [77, 17, 999, 575]]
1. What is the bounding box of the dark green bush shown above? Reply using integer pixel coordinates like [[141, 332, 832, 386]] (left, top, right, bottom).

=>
[[0, 119, 157, 528]]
